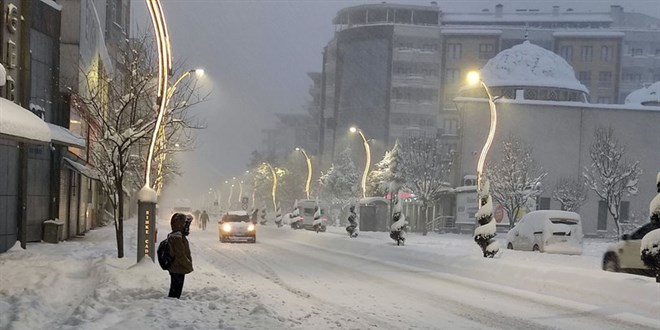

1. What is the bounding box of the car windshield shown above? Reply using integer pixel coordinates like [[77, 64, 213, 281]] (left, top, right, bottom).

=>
[[630, 222, 660, 240], [223, 215, 249, 222], [549, 218, 578, 225]]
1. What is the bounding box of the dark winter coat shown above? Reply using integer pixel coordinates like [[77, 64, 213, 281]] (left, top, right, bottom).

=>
[[168, 215, 193, 275], [200, 212, 209, 223]]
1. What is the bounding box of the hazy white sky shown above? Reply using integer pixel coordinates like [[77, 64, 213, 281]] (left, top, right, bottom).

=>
[[131, 0, 660, 203]]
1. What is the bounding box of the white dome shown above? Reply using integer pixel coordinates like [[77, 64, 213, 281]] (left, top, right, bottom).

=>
[[481, 41, 588, 93], [625, 81, 660, 106]]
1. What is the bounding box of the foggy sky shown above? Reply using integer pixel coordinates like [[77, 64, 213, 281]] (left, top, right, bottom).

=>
[[130, 0, 660, 204]]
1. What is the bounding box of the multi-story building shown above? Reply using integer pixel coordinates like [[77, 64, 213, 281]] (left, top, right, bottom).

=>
[[317, 3, 660, 168]]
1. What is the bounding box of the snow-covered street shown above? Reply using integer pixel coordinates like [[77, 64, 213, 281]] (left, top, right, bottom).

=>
[[1, 219, 659, 330]]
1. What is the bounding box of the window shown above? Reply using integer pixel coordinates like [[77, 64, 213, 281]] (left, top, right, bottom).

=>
[[478, 43, 495, 59], [631, 48, 643, 56], [600, 46, 613, 62], [447, 43, 462, 60], [596, 96, 611, 104], [598, 71, 612, 87], [620, 201, 630, 223], [559, 46, 573, 61], [597, 201, 608, 231], [581, 46, 593, 62], [656, 49, 660, 57], [445, 69, 460, 84], [578, 71, 591, 85], [538, 197, 551, 210], [443, 119, 458, 135]]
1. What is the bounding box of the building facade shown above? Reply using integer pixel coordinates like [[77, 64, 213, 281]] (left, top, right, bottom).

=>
[[316, 3, 660, 168]]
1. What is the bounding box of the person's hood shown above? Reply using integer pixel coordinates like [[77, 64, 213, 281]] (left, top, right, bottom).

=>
[[171, 213, 187, 232]]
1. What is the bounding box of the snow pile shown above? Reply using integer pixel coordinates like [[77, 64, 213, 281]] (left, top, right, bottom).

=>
[[625, 81, 660, 106], [480, 41, 588, 93], [641, 229, 660, 254], [137, 185, 157, 202], [47, 123, 86, 148], [391, 212, 407, 231]]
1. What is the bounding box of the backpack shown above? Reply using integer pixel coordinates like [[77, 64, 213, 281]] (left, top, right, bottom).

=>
[[157, 239, 173, 270]]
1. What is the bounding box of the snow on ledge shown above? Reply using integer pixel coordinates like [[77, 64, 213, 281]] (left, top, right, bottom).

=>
[[553, 31, 625, 38], [47, 123, 85, 148], [0, 63, 6, 87], [137, 185, 157, 203], [0, 97, 51, 142]]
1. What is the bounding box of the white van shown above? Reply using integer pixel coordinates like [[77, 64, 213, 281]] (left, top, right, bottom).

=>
[[506, 210, 583, 255]]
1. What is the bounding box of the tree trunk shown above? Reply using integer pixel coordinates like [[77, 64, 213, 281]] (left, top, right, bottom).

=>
[[422, 204, 428, 236], [115, 177, 125, 258]]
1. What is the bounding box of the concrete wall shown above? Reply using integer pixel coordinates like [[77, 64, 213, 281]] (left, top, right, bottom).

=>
[[456, 98, 660, 236]]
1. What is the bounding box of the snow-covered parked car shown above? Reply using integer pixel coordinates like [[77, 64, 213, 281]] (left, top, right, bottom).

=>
[[603, 222, 659, 276], [296, 199, 328, 231], [506, 210, 583, 255], [218, 211, 256, 243]]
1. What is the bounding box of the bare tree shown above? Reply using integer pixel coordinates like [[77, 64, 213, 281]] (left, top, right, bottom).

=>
[[488, 134, 547, 229], [552, 176, 588, 212], [401, 135, 453, 235], [583, 126, 641, 239], [75, 33, 204, 258]]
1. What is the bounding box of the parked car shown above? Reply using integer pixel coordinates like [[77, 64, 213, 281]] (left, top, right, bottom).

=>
[[506, 210, 583, 255], [296, 199, 329, 231], [218, 211, 256, 243], [602, 222, 659, 276]]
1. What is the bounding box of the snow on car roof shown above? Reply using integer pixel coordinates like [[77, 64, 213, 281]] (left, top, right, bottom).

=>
[[227, 210, 249, 216], [527, 210, 581, 220]]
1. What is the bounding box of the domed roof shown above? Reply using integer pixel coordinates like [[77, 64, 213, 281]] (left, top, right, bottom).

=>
[[480, 41, 588, 93], [625, 81, 660, 106]]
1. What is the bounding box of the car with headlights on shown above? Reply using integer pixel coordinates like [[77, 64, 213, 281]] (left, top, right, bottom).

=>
[[218, 211, 256, 243]]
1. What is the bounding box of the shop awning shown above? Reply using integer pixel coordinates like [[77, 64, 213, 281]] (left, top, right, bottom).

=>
[[63, 158, 100, 180], [0, 97, 50, 143], [48, 123, 85, 148]]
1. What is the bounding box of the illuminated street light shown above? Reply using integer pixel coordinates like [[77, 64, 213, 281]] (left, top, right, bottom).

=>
[[466, 71, 498, 201], [238, 181, 244, 203], [350, 126, 370, 198], [263, 162, 278, 210], [295, 147, 313, 199]]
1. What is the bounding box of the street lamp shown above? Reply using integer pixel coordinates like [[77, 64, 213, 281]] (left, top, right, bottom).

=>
[[350, 126, 370, 199], [466, 71, 498, 199], [238, 181, 244, 203], [138, 0, 172, 263], [295, 147, 312, 199], [263, 162, 278, 210], [466, 70, 501, 258]]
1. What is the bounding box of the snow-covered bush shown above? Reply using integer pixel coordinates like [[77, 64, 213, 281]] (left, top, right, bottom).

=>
[[640, 172, 660, 282], [473, 180, 499, 258], [318, 148, 359, 208]]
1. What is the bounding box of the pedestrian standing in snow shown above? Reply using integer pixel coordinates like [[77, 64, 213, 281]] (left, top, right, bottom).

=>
[[200, 210, 209, 230], [167, 213, 194, 299], [193, 209, 201, 228]]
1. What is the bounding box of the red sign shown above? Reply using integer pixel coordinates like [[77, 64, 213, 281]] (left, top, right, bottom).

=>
[[495, 205, 504, 223]]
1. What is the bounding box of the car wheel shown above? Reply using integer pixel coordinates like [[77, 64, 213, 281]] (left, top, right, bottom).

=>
[[320, 225, 327, 232], [507, 243, 513, 250], [603, 253, 620, 272], [532, 244, 540, 252]]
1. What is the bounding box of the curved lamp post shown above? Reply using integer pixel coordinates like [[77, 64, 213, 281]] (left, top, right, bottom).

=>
[[467, 70, 501, 258], [263, 162, 278, 210], [238, 181, 244, 203], [295, 147, 312, 199], [139, 0, 171, 262], [350, 126, 370, 199], [467, 71, 498, 200]]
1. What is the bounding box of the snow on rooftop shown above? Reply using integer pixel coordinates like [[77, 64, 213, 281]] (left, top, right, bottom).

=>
[[480, 41, 588, 93], [441, 29, 503, 35], [625, 81, 660, 106], [552, 31, 625, 38], [442, 13, 613, 23], [40, 0, 62, 11], [47, 123, 85, 148], [0, 97, 51, 143]]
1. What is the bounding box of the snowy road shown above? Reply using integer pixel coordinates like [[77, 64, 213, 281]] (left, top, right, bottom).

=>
[[1, 219, 659, 330]]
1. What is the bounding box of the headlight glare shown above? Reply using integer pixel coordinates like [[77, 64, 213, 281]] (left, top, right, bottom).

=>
[[222, 223, 232, 232], [247, 224, 255, 231]]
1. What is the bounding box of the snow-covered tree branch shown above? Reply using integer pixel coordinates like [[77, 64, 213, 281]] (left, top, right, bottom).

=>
[[487, 133, 547, 229], [318, 148, 359, 209], [583, 126, 641, 239], [552, 176, 588, 212]]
